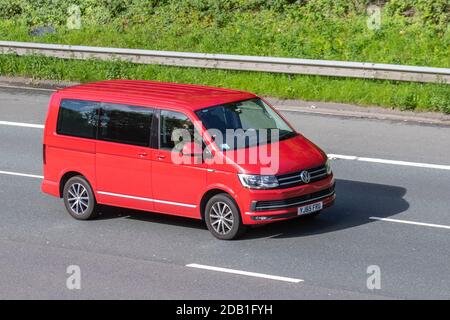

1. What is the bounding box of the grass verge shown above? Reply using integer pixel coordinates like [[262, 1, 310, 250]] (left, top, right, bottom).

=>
[[0, 54, 448, 113], [0, 2, 448, 112]]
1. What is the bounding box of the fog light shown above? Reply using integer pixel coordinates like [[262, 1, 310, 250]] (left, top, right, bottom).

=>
[[252, 216, 272, 221]]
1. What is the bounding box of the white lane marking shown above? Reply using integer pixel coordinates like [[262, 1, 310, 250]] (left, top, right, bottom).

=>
[[0, 170, 43, 179], [370, 217, 450, 230], [0, 120, 44, 129], [186, 263, 303, 283], [1, 170, 449, 233], [0, 121, 449, 172], [328, 154, 450, 171]]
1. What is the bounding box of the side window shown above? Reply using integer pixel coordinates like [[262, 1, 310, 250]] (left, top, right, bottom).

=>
[[57, 99, 99, 139], [160, 110, 195, 152], [99, 103, 153, 147]]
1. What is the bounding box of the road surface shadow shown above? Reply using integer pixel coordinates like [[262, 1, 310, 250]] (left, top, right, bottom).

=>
[[95, 201, 208, 230], [242, 179, 409, 240], [94, 179, 409, 239], [96, 204, 208, 230]]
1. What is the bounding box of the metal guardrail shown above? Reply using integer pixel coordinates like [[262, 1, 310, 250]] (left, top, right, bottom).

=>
[[0, 41, 449, 84]]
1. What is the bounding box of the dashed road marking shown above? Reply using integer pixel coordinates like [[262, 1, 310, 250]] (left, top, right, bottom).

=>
[[370, 217, 450, 230], [0, 120, 44, 129], [186, 263, 303, 283], [0, 170, 43, 179], [329, 154, 450, 171]]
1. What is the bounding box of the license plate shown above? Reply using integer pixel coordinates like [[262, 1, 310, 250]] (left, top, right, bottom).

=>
[[298, 202, 323, 215]]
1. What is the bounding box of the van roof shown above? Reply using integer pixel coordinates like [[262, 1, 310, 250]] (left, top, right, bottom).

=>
[[57, 80, 256, 111]]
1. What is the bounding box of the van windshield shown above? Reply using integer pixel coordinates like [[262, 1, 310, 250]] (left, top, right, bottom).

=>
[[195, 98, 296, 150]]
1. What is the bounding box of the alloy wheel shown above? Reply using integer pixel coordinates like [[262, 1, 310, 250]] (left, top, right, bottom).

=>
[[67, 183, 89, 215], [209, 201, 234, 235]]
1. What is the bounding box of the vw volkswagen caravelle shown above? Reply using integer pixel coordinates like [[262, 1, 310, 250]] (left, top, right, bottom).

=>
[[42, 80, 335, 239]]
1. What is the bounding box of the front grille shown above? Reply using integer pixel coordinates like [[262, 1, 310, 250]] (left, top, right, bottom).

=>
[[276, 164, 328, 188], [253, 183, 335, 211]]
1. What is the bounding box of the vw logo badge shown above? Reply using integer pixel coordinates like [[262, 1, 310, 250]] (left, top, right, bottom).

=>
[[300, 170, 311, 183]]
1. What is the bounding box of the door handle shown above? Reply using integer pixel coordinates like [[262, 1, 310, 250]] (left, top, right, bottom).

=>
[[138, 152, 148, 158], [157, 154, 166, 160]]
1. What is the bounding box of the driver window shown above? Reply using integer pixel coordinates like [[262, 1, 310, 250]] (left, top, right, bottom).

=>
[[160, 110, 198, 152]]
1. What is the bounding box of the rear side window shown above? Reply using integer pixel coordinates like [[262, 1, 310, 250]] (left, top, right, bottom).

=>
[[99, 103, 153, 147], [57, 99, 99, 139]]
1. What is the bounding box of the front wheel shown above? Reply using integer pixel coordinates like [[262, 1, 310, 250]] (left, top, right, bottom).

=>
[[205, 194, 246, 240], [63, 176, 98, 220]]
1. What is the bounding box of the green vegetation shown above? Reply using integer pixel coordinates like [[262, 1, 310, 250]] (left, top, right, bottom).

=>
[[1, 54, 448, 113], [0, 0, 449, 112]]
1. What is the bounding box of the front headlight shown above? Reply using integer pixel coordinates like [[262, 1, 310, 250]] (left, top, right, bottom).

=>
[[238, 174, 279, 189], [325, 159, 332, 175]]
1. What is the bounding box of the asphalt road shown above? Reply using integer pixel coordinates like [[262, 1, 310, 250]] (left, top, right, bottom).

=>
[[0, 86, 449, 299]]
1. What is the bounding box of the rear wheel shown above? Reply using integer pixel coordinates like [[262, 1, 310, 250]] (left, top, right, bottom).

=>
[[205, 194, 246, 240], [63, 176, 98, 220]]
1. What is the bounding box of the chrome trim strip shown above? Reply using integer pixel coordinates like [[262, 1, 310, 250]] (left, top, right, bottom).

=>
[[309, 168, 327, 174], [279, 173, 328, 186], [255, 190, 335, 210], [277, 168, 326, 181], [278, 175, 301, 181], [311, 172, 327, 178], [97, 191, 197, 208], [97, 191, 153, 202], [153, 198, 196, 208]]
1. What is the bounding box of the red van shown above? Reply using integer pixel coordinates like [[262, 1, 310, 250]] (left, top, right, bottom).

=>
[[42, 80, 335, 239]]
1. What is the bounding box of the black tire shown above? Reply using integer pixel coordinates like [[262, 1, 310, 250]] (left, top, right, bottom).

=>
[[63, 176, 98, 220], [205, 193, 246, 240]]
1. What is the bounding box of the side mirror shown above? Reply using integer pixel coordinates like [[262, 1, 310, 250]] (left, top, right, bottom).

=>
[[181, 142, 203, 157]]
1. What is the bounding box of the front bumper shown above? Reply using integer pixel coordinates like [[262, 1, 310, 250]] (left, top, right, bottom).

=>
[[238, 174, 335, 225]]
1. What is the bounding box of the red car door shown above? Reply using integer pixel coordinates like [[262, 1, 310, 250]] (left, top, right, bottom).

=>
[[151, 109, 207, 218], [95, 103, 154, 212]]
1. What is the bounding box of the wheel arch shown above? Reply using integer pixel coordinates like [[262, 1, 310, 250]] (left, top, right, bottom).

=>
[[199, 187, 240, 221], [59, 171, 92, 198]]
